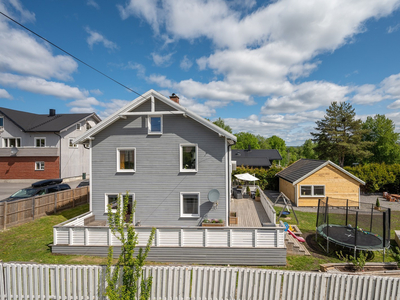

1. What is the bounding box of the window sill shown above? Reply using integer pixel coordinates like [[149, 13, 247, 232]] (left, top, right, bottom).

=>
[[180, 169, 197, 173], [300, 195, 325, 198], [179, 215, 200, 219], [148, 132, 162, 135], [117, 170, 136, 173]]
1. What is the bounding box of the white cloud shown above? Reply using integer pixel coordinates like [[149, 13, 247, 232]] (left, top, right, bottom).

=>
[[387, 100, 400, 109], [90, 89, 103, 96], [87, 0, 99, 9], [68, 97, 100, 113], [151, 52, 174, 66], [178, 96, 216, 117], [0, 88, 12, 99], [0, 20, 78, 81], [180, 56, 193, 71], [98, 99, 131, 118], [1, 0, 36, 23], [0, 73, 87, 99], [124, 62, 146, 77], [85, 27, 118, 50], [387, 23, 400, 33], [381, 73, 400, 98], [117, 0, 161, 33]]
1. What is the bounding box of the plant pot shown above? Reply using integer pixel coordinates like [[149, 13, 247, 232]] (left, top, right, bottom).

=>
[[374, 206, 381, 211], [229, 212, 238, 224], [202, 222, 225, 227], [255, 196, 261, 202]]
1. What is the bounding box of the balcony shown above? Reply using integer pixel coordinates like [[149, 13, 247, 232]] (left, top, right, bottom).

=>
[[0, 147, 59, 157]]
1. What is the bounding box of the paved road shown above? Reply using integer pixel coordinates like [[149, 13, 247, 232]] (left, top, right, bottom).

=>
[[0, 179, 84, 200]]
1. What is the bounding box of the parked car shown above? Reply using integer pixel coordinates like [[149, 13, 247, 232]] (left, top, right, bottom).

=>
[[76, 180, 89, 188], [1, 179, 71, 202]]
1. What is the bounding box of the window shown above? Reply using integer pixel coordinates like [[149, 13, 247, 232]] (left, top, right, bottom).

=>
[[180, 193, 200, 218], [117, 148, 136, 172], [69, 138, 78, 148], [300, 185, 325, 197], [86, 122, 91, 130], [35, 161, 45, 171], [76, 123, 81, 130], [148, 115, 162, 134], [180, 144, 198, 172], [35, 137, 46, 147], [0, 117, 3, 130], [3, 138, 21, 148], [105, 193, 134, 216]]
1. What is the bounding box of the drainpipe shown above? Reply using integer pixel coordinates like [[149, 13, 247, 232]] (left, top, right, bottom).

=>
[[54, 132, 62, 178], [227, 142, 233, 225]]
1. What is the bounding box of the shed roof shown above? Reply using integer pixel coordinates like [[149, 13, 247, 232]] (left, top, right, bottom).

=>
[[0, 107, 100, 132], [276, 159, 365, 185]]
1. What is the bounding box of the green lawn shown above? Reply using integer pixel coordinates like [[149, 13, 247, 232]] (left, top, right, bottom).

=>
[[1, 204, 399, 270]]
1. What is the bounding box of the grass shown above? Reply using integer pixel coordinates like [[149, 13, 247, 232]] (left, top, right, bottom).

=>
[[1, 204, 399, 270], [0, 204, 108, 265]]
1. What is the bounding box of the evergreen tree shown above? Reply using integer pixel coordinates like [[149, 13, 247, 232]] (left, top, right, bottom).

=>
[[362, 114, 400, 164], [311, 102, 373, 167]]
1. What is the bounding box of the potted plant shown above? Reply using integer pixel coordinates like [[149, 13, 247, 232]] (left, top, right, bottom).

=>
[[375, 198, 381, 211], [229, 212, 238, 224], [246, 186, 251, 197], [202, 218, 225, 227], [255, 189, 261, 201]]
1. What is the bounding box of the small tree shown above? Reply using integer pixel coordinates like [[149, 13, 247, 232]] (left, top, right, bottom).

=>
[[106, 192, 156, 300], [376, 198, 380, 208]]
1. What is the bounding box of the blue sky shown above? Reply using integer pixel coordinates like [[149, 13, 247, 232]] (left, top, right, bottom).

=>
[[1, 0, 400, 145]]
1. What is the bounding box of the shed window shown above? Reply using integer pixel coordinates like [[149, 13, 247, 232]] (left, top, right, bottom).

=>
[[300, 185, 325, 197]]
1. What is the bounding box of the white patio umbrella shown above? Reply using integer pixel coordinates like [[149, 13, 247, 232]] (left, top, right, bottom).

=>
[[234, 173, 259, 181]]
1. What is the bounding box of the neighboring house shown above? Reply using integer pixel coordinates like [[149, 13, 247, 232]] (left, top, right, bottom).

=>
[[0, 107, 101, 180], [232, 146, 282, 169], [51, 90, 287, 265], [276, 159, 365, 207]]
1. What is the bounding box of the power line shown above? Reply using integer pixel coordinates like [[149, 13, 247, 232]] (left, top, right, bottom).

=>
[[0, 11, 146, 100]]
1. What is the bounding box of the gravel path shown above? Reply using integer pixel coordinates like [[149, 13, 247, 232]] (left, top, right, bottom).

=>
[[264, 190, 400, 212]]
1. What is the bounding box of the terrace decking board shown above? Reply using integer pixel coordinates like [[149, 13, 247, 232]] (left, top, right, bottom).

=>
[[230, 197, 271, 227]]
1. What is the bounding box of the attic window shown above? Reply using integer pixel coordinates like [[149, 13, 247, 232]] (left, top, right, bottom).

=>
[[148, 115, 162, 134], [86, 122, 91, 130], [76, 123, 81, 130]]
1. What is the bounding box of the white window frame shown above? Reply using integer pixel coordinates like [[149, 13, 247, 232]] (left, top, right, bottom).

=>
[[299, 185, 325, 197], [86, 122, 91, 130], [117, 148, 136, 172], [104, 193, 135, 215], [34, 137, 46, 147], [180, 192, 200, 218], [76, 123, 81, 130], [179, 143, 198, 172], [35, 161, 45, 171], [148, 115, 163, 135], [3, 137, 21, 148], [0, 116, 4, 130], [69, 138, 78, 148]]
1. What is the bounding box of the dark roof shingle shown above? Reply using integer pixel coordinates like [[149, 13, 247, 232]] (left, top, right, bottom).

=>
[[276, 159, 326, 183], [232, 149, 282, 167], [0, 107, 99, 132]]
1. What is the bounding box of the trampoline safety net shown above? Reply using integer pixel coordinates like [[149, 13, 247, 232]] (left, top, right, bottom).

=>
[[316, 198, 391, 251]]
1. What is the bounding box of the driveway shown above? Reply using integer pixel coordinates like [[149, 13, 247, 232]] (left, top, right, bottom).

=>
[[0, 179, 84, 200]]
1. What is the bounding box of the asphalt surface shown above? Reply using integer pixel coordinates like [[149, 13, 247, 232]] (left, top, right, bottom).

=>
[[0, 179, 84, 200]]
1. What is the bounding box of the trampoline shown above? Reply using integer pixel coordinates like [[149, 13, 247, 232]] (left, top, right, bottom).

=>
[[316, 198, 390, 254]]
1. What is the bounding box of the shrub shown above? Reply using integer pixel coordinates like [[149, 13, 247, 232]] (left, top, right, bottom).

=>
[[233, 165, 283, 191], [376, 198, 380, 208], [255, 189, 260, 197]]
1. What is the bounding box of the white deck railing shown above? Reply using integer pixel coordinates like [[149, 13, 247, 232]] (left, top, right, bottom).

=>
[[53, 213, 285, 248], [258, 186, 277, 224], [2, 262, 399, 300]]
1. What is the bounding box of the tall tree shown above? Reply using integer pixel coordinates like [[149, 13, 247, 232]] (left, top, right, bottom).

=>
[[301, 139, 317, 159], [212, 117, 233, 133], [256, 135, 270, 149], [311, 102, 373, 167], [233, 132, 260, 149], [362, 114, 400, 164], [267, 135, 287, 165]]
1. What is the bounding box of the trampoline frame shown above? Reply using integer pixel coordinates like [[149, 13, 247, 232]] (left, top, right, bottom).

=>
[[316, 198, 391, 257]]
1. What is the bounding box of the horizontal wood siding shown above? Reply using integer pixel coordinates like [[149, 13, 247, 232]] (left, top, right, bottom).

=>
[[91, 99, 227, 226], [279, 178, 296, 204], [297, 165, 360, 207], [51, 246, 287, 265]]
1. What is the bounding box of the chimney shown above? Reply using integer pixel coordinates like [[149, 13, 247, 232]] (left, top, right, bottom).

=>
[[49, 109, 56, 117], [247, 145, 251, 151], [169, 93, 179, 104]]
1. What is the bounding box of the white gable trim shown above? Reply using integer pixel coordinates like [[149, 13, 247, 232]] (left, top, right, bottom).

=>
[[292, 160, 365, 186], [73, 89, 236, 144]]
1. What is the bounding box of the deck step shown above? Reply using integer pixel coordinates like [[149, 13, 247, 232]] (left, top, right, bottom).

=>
[[285, 233, 311, 256]]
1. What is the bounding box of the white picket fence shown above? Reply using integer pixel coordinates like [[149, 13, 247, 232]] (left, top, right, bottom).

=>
[[1, 262, 400, 300]]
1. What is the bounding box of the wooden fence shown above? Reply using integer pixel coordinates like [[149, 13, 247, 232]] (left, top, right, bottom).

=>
[[0, 187, 89, 230], [1, 262, 400, 300]]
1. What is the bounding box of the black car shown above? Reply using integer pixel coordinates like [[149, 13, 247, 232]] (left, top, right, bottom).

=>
[[2, 179, 71, 202], [76, 180, 89, 188]]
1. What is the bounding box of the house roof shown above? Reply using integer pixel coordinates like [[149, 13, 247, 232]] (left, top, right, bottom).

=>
[[232, 149, 282, 167], [0, 107, 101, 132], [74, 89, 237, 144], [276, 159, 365, 185]]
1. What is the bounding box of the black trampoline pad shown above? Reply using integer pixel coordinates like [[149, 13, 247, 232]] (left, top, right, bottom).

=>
[[319, 225, 382, 247]]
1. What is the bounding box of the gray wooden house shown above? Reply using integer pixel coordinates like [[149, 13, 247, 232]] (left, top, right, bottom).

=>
[[52, 90, 286, 265]]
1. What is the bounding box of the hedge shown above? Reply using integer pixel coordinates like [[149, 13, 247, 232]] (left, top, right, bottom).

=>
[[344, 163, 400, 194], [232, 165, 283, 190]]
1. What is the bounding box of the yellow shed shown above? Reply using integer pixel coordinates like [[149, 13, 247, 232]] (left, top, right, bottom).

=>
[[276, 159, 365, 207]]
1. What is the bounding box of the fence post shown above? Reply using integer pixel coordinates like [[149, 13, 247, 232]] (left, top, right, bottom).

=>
[[32, 197, 36, 221], [72, 189, 75, 208], [3, 201, 7, 230], [54, 193, 57, 214]]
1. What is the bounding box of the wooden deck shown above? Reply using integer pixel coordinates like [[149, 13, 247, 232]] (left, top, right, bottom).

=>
[[230, 197, 271, 227]]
